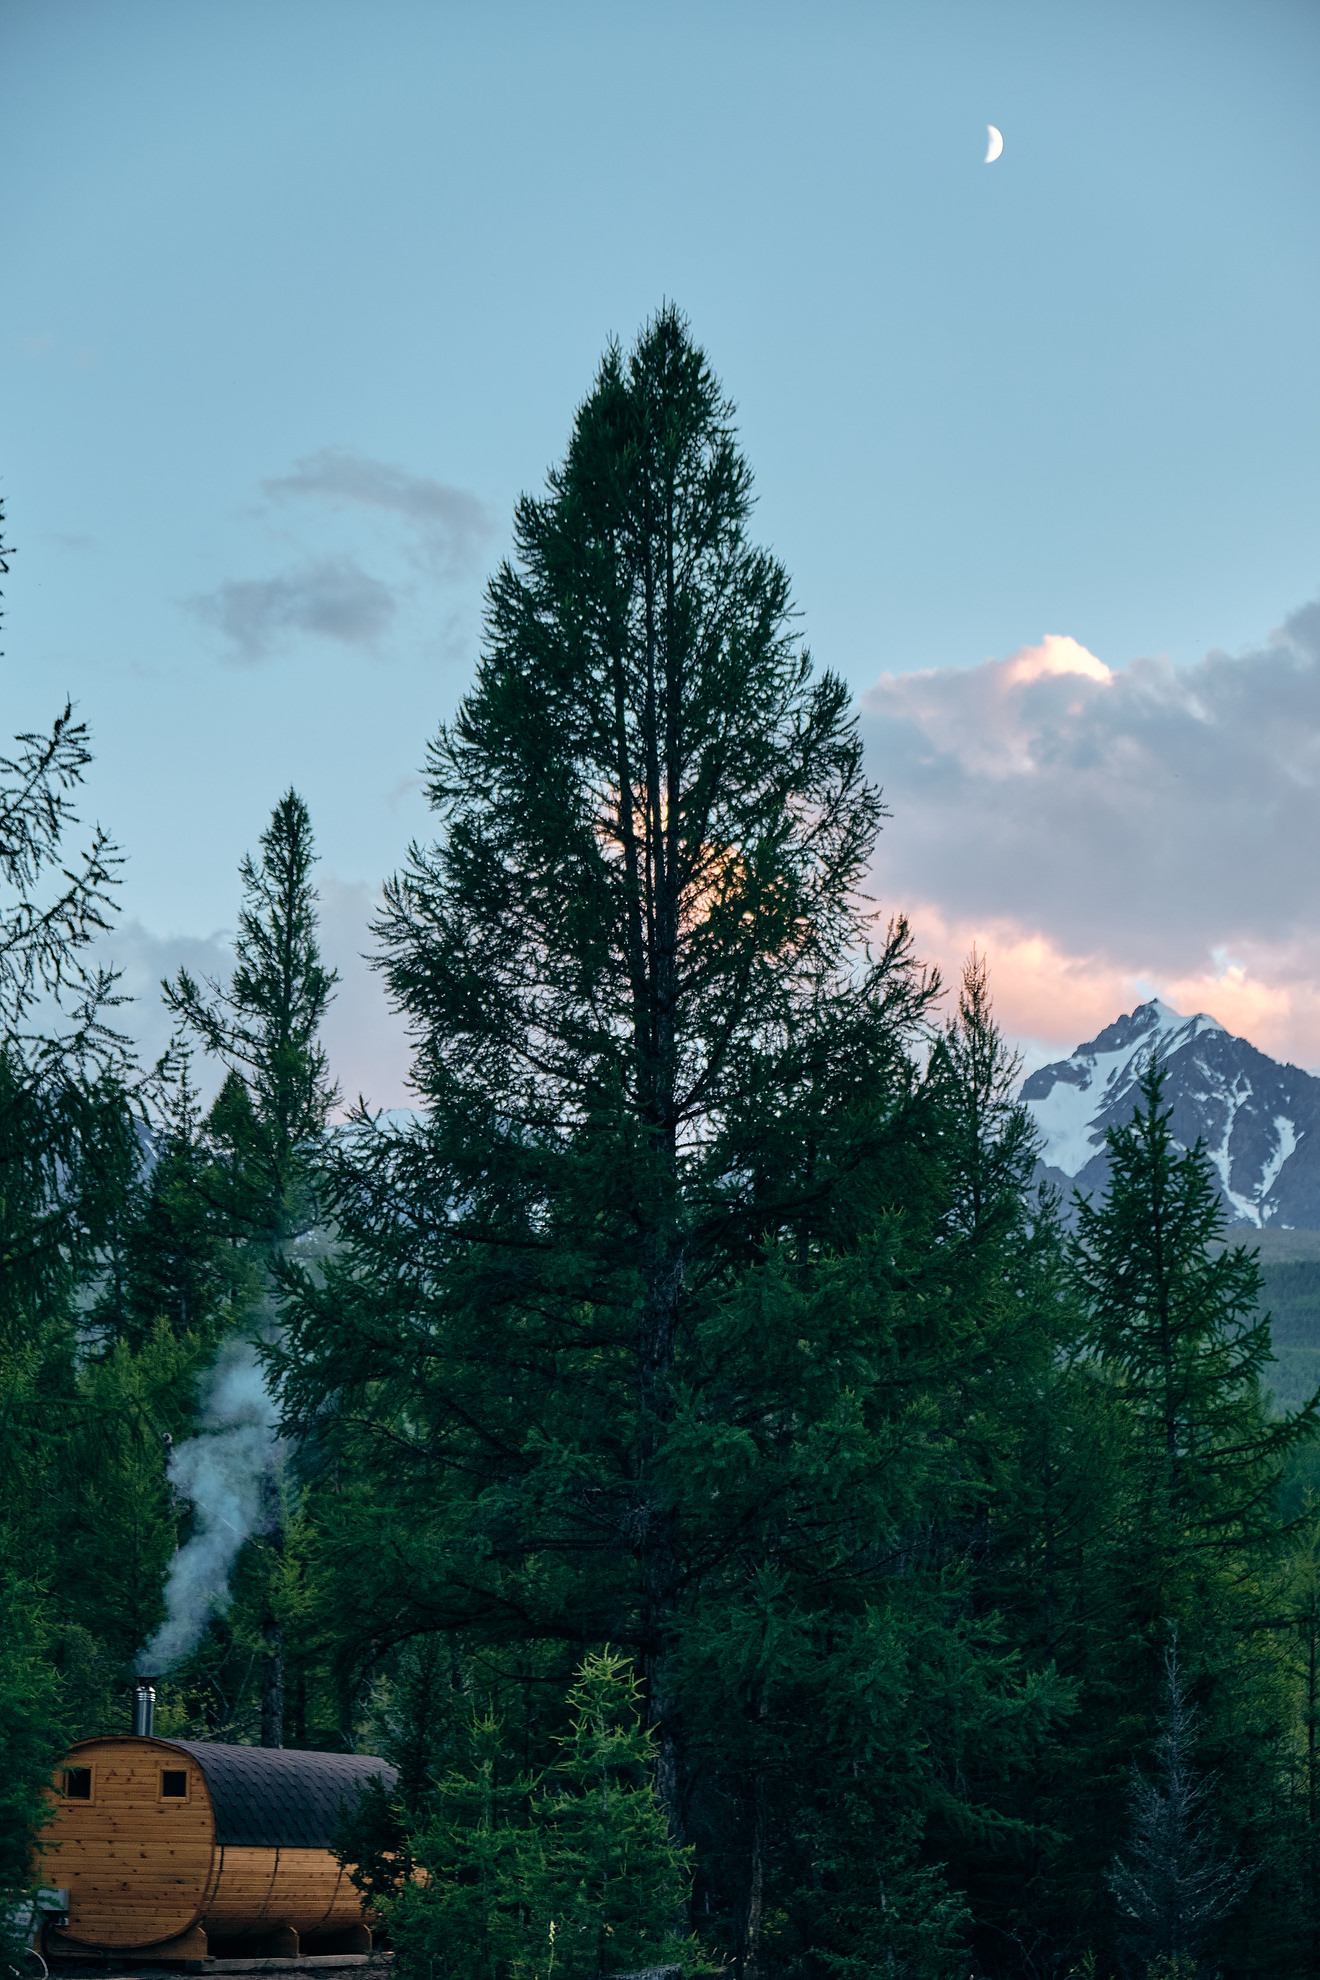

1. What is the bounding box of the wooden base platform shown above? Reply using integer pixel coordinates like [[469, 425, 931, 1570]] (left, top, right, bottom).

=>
[[47, 1925, 377, 1972], [47, 1957, 389, 1979]]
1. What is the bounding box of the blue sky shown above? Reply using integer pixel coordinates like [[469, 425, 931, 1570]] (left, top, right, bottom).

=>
[[4, 0, 1320, 1094]]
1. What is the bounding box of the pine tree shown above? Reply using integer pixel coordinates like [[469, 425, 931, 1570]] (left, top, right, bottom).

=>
[[164, 788, 338, 1744], [275, 306, 935, 1828], [1106, 1639, 1247, 1975], [528, 1651, 694, 1980], [387, 1654, 694, 1980], [1063, 1061, 1313, 1966], [165, 788, 338, 1250], [1070, 1060, 1297, 1515], [89, 1046, 250, 1352], [662, 958, 1073, 1977], [273, 318, 1082, 1973], [0, 502, 169, 1902], [0, 504, 123, 1054], [368, 1713, 526, 1980], [1287, 1490, 1320, 1965], [1068, 1061, 1310, 1651], [924, 948, 1040, 1243]]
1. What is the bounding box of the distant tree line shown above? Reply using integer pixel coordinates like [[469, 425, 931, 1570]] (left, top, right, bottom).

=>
[[5, 321, 1320, 1980]]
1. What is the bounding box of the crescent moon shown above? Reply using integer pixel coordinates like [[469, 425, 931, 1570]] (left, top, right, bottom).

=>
[[985, 125, 1004, 163]]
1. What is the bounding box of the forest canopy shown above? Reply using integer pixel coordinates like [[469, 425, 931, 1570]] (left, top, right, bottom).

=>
[[4, 320, 1320, 1980]]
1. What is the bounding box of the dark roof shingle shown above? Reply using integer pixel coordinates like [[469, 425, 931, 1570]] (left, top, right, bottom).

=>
[[165, 1742, 398, 1850]]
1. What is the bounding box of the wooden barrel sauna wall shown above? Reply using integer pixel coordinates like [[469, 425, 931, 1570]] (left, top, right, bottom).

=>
[[36, 1737, 399, 1959]]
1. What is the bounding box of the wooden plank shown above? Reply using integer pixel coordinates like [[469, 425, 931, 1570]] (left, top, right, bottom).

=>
[[204, 1846, 362, 1936], [281, 1851, 363, 1933], [36, 1739, 215, 1949], [205, 1844, 280, 1930]]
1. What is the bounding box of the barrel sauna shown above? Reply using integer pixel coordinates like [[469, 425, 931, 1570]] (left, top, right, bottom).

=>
[[36, 1737, 398, 1961]]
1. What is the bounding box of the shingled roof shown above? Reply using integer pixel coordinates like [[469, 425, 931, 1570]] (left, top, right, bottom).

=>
[[165, 1742, 398, 1850]]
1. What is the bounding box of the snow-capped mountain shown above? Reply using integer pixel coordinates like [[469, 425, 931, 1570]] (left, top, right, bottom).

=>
[[1021, 1000, 1320, 1228]]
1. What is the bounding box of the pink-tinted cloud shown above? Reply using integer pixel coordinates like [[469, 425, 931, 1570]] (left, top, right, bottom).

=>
[[861, 598, 1320, 1067], [1002, 633, 1112, 690], [906, 902, 1320, 1071]]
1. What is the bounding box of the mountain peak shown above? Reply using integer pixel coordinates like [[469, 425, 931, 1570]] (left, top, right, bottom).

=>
[[1135, 996, 1226, 1040], [1022, 1005, 1320, 1228], [1139, 996, 1187, 1028], [1063, 998, 1225, 1065]]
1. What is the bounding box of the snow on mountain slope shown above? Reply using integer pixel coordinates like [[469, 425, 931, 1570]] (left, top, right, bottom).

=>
[[1021, 1001, 1320, 1228]]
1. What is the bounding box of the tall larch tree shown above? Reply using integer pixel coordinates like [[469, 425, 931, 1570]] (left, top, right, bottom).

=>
[[273, 312, 1070, 1975], [277, 305, 931, 1809]]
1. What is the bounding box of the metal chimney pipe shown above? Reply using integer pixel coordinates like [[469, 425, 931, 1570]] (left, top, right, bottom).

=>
[[133, 1681, 156, 1737]]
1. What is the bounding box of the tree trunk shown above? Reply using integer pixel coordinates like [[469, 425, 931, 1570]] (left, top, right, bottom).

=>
[[259, 1468, 285, 1747], [288, 1660, 307, 1748], [260, 1618, 284, 1747], [640, 1235, 685, 1844], [741, 1731, 769, 1979]]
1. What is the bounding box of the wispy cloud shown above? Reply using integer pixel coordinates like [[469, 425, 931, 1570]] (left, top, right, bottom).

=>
[[188, 556, 395, 661], [262, 446, 495, 578], [861, 598, 1320, 1064], [188, 448, 494, 663]]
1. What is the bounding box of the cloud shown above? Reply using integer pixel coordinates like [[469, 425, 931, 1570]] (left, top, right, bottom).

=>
[[262, 446, 495, 578], [188, 556, 395, 660], [187, 449, 493, 663], [901, 903, 1320, 1076], [316, 874, 414, 1113], [90, 920, 237, 1091], [861, 597, 1320, 1065], [1001, 633, 1111, 690]]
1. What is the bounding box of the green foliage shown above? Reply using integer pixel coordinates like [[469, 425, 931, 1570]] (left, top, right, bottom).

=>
[[1069, 1057, 1313, 1636], [142, 789, 339, 1744], [389, 1710, 528, 1980], [0, 1577, 63, 1900], [389, 1653, 695, 1980], [165, 788, 338, 1249], [0, 545, 172, 1884], [2, 1304, 216, 1732], [525, 1652, 695, 1979], [1070, 1060, 1304, 1506], [108, 1049, 253, 1349], [0, 513, 124, 1046], [12, 329, 1320, 1977], [332, 1773, 415, 1912], [272, 310, 933, 1657], [272, 320, 1074, 1974], [1039, 1062, 1312, 1971], [1106, 1640, 1247, 1975]]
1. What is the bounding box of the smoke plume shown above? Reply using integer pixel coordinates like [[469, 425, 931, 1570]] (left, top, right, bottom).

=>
[[138, 1338, 282, 1675]]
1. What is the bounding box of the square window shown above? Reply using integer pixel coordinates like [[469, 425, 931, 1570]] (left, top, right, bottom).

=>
[[63, 1768, 92, 1800], [160, 1770, 188, 1799]]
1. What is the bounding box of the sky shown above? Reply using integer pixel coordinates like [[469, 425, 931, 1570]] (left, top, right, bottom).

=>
[[3, 0, 1320, 1102]]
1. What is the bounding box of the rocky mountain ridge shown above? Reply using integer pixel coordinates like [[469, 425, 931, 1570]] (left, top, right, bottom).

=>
[[1021, 999, 1320, 1228]]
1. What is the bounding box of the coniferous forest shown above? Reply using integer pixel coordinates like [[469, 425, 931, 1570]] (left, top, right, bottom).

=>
[[7, 311, 1320, 1980]]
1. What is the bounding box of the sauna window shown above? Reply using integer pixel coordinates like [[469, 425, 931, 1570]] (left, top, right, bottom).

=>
[[63, 1768, 92, 1800], [160, 1770, 189, 1799]]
